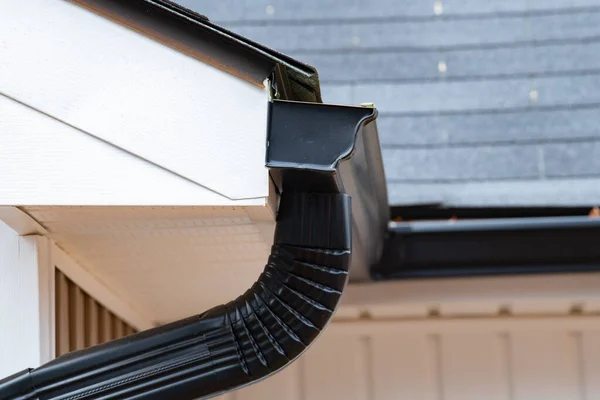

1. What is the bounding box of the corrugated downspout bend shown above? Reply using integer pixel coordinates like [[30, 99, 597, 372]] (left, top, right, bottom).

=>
[[0, 100, 383, 400], [0, 192, 351, 400]]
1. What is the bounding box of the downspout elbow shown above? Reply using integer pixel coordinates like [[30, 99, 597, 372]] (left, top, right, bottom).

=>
[[0, 192, 352, 400], [0, 100, 382, 400]]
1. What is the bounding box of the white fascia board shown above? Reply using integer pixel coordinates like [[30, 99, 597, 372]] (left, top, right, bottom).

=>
[[0, 94, 265, 206], [0, 0, 270, 201]]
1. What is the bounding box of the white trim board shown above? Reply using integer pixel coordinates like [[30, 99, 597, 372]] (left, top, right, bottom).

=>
[[0, 207, 155, 331], [0, 0, 270, 202], [0, 94, 265, 206], [0, 222, 54, 377], [36, 236, 55, 364]]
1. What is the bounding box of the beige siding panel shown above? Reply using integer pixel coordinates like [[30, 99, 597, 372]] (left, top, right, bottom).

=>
[[99, 307, 113, 343], [212, 394, 235, 400], [113, 314, 124, 339], [581, 331, 600, 398], [84, 297, 100, 347], [236, 362, 301, 400], [371, 334, 438, 400], [69, 285, 85, 351], [55, 270, 70, 357], [303, 332, 370, 400], [441, 333, 510, 400], [55, 269, 135, 355], [124, 325, 135, 336], [228, 317, 600, 399], [511, 331, 582, 400]]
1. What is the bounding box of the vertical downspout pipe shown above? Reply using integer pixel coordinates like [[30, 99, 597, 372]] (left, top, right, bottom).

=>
[[0, 100, 383, 400]]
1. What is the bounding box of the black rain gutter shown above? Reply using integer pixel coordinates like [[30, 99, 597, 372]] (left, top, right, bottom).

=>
[[0, 101, 388, 399], [69, 0, 323, 103], [373, 216, 600, 280]]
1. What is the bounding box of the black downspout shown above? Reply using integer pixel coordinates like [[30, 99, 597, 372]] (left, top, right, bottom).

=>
[[0, 100, 381, 400], [0, 191, 351, 400]]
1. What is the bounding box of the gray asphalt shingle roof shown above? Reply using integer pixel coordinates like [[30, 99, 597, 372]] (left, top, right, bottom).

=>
[[178, 0, 600, 207]]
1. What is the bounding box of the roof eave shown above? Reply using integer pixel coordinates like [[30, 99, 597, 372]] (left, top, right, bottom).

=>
[[71, 0, 322, 102]]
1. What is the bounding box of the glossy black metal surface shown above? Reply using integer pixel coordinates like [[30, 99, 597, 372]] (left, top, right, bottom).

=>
[[0, 193, 351, 400], [71, 0, 322, 102], [268, 100, 390, 281], [0, 99, 390, 399], [373, 216, 600, 280]]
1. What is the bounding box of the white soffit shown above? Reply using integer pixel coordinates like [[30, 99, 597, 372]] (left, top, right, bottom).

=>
[[22, 206, 273, 324], [0, 0, 270, 201]]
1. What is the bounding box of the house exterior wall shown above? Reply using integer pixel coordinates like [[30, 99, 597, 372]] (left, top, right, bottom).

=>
[[0, 216, 152, 378], [218, 316, 600, 400], [4, 215, 600, 399]]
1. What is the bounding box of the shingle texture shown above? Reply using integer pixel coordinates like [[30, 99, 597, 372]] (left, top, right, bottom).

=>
[[177, 0, 600, 206]]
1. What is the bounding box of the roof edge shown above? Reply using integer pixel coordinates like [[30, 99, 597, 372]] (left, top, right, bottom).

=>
[[70, 0, 322, 102]]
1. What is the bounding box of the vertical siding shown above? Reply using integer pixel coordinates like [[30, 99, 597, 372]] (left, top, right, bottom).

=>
[[371, 334, 439, 400], [440, 333, 510, 400], [54, 269, 136, 356], [69, 285, 85, 351], [582, 332, 600, 398], [84, 296, 100, 347], [510, 332, 582, 400], [99, 306, 113, 344], [225, 320, 600, 399], [55, 270, 70, 357], [302, 335, 371, 400], [237, 362, 302, 400]]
